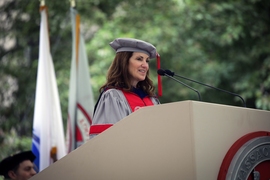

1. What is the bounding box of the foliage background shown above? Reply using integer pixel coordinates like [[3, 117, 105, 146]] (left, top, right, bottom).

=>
[[0, 0, 269, 164]]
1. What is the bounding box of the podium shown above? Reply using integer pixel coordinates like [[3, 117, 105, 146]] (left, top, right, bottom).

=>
[[30, 101, 270, 180]]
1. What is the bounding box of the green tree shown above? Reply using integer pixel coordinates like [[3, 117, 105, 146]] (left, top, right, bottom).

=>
[[177, 0, 270, 109], [0, 0, 123, 157]]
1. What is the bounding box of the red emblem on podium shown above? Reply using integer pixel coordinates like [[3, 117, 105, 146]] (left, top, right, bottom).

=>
[[218, 131, 270, 180]]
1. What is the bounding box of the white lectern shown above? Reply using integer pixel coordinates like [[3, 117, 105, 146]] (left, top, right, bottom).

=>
[[30, 101, 270, 180]]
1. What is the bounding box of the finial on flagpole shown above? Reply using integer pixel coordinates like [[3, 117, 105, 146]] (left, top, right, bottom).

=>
[[40, 0, 45, 6], [70, 0, 76, 8]]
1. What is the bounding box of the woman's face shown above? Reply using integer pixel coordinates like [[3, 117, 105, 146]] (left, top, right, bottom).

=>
[[128, 52, 149, 87]]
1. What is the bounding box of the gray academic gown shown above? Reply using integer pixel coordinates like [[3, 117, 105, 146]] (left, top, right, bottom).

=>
[[90, 89, 160, 138]]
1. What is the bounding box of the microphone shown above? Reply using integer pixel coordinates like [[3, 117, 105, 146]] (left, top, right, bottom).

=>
[[164, 69, 246, 107], [157, 69, 201, 101]]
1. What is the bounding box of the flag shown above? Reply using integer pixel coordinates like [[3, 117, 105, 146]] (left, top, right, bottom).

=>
[[66, 8, 95, 152], [31, 6, 66, 172]]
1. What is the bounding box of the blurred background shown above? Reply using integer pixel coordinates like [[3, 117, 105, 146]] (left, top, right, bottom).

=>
[[0, 0, 269, 159]]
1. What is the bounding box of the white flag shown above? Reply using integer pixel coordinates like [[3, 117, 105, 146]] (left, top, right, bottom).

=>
[[32, 6, 66, 172], [66, 8, 95, 152]]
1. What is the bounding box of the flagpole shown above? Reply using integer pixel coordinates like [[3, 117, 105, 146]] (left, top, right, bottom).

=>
[[40, 0, 45, 6], [70, 0, 76, 8]]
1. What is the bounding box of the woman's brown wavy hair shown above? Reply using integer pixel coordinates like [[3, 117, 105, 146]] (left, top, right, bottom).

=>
[[100, 52, 155, 96]]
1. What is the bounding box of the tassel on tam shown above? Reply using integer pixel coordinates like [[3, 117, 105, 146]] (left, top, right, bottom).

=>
[[156, 53, 162, 97]]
